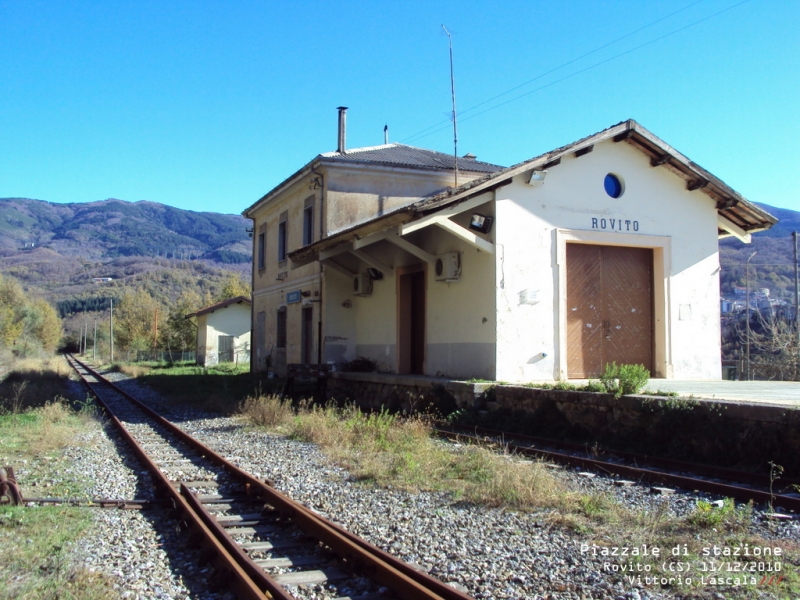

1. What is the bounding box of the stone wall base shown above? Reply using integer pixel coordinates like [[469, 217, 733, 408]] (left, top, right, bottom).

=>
[[329, 373, 800, 478]]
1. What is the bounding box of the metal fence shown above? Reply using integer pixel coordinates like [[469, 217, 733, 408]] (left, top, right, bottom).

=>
[[135, 351, 196, 363], [722, 359, 800, 381]]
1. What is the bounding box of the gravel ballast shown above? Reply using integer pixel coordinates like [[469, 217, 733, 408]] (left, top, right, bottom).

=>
[[51, 372, 799, 600]]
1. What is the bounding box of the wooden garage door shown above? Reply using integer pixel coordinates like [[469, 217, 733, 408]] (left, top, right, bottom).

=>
[[567, 244, 653, 378]]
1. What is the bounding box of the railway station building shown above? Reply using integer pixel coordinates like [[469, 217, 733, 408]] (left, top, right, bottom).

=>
[[245, 114, 776, 381]]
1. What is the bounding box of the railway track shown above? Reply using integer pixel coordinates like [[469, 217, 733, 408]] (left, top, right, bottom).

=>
[[435, 425, 800, 513], [66, 355, 473, 600]]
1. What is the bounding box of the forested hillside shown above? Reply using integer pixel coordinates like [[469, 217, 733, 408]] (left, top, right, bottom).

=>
[[0, 197, 250, 261], [719, 202, 799, 298], [0, 198, 253, 354], [0, 197, 251, 298]]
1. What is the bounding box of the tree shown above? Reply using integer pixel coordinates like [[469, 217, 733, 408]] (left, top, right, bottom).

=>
[[215, 273, 250, 302], [163, 290, 203, 353], [114, 288, 163, 354], [27, 298, 62, 352], [0, 275, 26, 346], [0, 274, 63, 353]]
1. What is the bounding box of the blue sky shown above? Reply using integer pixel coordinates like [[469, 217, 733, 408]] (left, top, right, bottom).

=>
[[1, 0, 798, 215]]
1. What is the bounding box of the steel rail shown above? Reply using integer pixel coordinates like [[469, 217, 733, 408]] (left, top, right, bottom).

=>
[[435, 426, 800, 512], [439, 424, 800, 488], [22, 497, 153, 509], [69, 356, 473, 600], [67, 356, 271, 599]]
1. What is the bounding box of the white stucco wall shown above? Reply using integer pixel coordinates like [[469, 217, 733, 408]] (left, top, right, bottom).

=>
[[197, 303, 252, 367], [494, 139, 721, 381], [323, 204, 497, 379]]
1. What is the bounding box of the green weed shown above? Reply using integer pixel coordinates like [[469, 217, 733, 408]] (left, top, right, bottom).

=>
[[599, 362, 650, 398]]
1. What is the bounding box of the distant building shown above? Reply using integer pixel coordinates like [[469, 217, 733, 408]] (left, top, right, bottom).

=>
[[186, 296, 251, 367], [92, 277, 113, 283]]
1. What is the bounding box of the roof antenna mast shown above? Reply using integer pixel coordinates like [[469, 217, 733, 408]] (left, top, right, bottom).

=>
[[442, 24, 458, 187]]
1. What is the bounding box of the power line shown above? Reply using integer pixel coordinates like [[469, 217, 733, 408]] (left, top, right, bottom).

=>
[[403, 0, 753, 144], [404, 0, 706, 143]]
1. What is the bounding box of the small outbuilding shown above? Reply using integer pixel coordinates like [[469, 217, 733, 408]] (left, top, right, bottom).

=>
[[186, 296, 251, 367]]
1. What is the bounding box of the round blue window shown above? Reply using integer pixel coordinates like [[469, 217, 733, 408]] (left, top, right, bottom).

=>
[[604, 173, 623, 198]]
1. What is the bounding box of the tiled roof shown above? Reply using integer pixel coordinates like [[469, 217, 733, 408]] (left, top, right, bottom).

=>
[[289, 119, 778, 265], [185, 296, 251, 318], [319, 143, 504, 174]]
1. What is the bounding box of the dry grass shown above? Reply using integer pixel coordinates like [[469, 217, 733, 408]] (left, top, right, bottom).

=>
[[0, 357, 113, 600], [242, 399, 800, 597], [2, 399, 93, 461], [27, 400, 89, 455], [0, 356, 78, 414], [0, 505, 117, 600], [240, 391, 294, 428], [114, 363, 152, 378], [287, 404, 572, 510]]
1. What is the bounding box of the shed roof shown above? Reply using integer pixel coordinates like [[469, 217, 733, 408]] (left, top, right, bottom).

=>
[[185, 296, 251, 319], [290, 119, 778, 264]]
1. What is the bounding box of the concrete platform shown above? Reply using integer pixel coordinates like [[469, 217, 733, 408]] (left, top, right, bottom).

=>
[[643, 379, 800, 407], [562, 378, 800, 406], [332, 372, 799, 407]]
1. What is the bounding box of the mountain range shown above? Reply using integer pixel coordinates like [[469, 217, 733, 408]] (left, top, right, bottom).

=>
[[0, 197, 797, 312], [719, 203, 800, 298], [0, 198, 252, 314]]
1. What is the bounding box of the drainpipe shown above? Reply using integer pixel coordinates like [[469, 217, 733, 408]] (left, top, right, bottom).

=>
[[310, 162, 325, 366], [246, 214, 256, 372]]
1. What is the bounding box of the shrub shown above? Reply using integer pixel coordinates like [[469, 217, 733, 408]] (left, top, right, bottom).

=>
[[240, 391, 294, 428], [600, 362, 650, 398], [686, 498, 751, 531], [339, 356, 379, 373]]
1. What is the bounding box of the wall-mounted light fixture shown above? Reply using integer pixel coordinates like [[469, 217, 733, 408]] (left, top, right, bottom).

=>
[[527, 169, 547, 187], [469, 213, 493, 234], [342, 299, 352, 308]]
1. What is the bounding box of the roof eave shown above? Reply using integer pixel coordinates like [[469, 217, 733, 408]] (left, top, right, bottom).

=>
[[242, 158, 323, 219], [289, 119, 777, 263]]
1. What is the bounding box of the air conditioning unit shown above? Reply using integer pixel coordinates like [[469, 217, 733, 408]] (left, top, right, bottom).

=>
[[353, 271, 373, 296], [435, 252, 461, 282]]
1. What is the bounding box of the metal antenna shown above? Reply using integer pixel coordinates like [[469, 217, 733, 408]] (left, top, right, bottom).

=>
[[442, 25, 458, 187]]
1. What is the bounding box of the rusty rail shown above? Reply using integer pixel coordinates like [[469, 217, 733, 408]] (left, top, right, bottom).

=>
[[0, 466, 22, 505], [435, 426, 800, 512], [67, 356, 272, 599], [68, 355, 474, 600]]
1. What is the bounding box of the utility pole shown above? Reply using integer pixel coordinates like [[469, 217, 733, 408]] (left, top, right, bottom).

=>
[[93, 319, 97, 362], [745, 251, 757, 381], [794, 231, 799, 370], [442, 25, 458, 188], [109, 298, 114, 363], [153, 308, 159, 358]]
